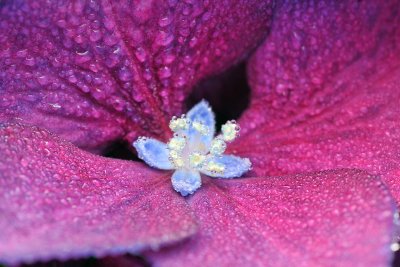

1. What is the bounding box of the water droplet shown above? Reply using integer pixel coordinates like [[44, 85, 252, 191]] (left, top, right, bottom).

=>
[[118, 67, 133, 81], [163, 53, 176, 64], [16, 49, 28, 58], [24, 57, 35, 66], [89, 30, 102, 42], [158, 66, 172, 79], [135, 47, 147, 63], [37, 75, 50, 85], [158, 17, 172, 27], [156, 31, 174, 46]]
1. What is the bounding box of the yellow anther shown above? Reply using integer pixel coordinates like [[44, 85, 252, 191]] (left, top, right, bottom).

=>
[[169, 115, 189, 132], [169, 150, 179, 159], [210, 138, 226, 155], [205, 160, 225, 173], [221, 120, 239, 142], [172, 157, 184, 168], [189, 152, 206, 168], [192, 121, 209, 135], [168, 136, 186, 151], [169, 150, 184, 168]]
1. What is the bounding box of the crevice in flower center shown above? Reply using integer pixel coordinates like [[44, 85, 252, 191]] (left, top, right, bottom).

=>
[[166, 115, 239, 174], [103, 140, 138, 161], [393, 249, 400, 267], [17, 255, 152, 267], [186, 63, 250, 129]]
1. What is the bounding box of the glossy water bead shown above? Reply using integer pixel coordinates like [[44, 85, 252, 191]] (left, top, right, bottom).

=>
[[133, 100, 251, 196]]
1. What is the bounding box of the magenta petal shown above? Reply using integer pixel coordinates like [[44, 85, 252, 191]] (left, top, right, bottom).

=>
[[242, 0, 399, 132], [0, 0, 273, 151], [147, 170, 395, 267], [233, 1, 400, 202], [0, 123, 197, 265]]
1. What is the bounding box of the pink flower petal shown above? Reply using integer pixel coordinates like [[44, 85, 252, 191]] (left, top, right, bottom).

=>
[[147, 170, 395, 267], [233, 1, 400, 202], [242, 0, 399, 132], [0, 0, 273, 152], [0, 123, 197, 265]]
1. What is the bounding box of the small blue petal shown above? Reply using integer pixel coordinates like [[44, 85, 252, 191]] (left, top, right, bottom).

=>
[[133, 138, 174, 170], [186, 100, 215, 145], [171, 169, 201, 196], [201, 155, 251, 178]]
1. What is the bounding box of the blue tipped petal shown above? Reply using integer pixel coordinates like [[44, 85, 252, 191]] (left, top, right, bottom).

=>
[[186, 100, 215, 146], [171, 169, 201, 196], [201, 155, 252, 178], [133, 138, 174, 170]]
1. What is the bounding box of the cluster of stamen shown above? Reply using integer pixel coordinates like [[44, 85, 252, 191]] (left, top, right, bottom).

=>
[[167, 115, 240, 174], [221, 120, 240, 142]]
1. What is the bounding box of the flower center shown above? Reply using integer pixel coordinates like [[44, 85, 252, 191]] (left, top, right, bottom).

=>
[[167, 115, 239, 174], [133, 100, 252, 196]]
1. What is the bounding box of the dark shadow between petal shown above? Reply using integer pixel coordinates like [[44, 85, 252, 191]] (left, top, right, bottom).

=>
[[102, 140, 139, 161], [18, 254, 150, 267], [393, 250, 400, 267], [186, 63, 251, 129]]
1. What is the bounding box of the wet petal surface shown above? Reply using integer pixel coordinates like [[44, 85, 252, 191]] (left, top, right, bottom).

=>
[[147, 169, 395, 267], [0, 0, 273, 152], [0, 124, 197, 265], [243, 0, 400, 132], [234, 1, 400, 202]]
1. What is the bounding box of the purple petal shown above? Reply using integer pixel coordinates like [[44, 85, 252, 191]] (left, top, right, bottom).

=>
[[0, 123, 197, 265], [0, 0, 273, 152], [243, 0, 399, 132], [232, 1, 400, 202], [147, 170, 395, 267]]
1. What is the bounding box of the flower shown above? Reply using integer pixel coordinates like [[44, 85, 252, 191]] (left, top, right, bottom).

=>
[[0, 1, 398, 267], [133, 101, 251, 196]]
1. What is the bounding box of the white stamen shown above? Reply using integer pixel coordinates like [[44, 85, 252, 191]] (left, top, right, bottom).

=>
[[169, 115, 189, 132], [168, 135, 186, 151], [192, 121, 209, 136], [169, 150, 184, 168], [189, 152, 206, 168], [391, 242, 400, 252], [221, 120, 240, 142], [133, 100, 252, 197], [210, 138, 226, 155]]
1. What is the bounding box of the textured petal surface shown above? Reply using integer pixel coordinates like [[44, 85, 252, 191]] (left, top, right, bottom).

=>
[[200, 155, 251, 178], [171, 169, 201, 197], [148, 169, 396, 267], [0, 123, 197, 265], [234, 1, 400, 202], [243, 0, 400, 132], [0, 0, 273, 152], [133, 138, 173, 170]]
